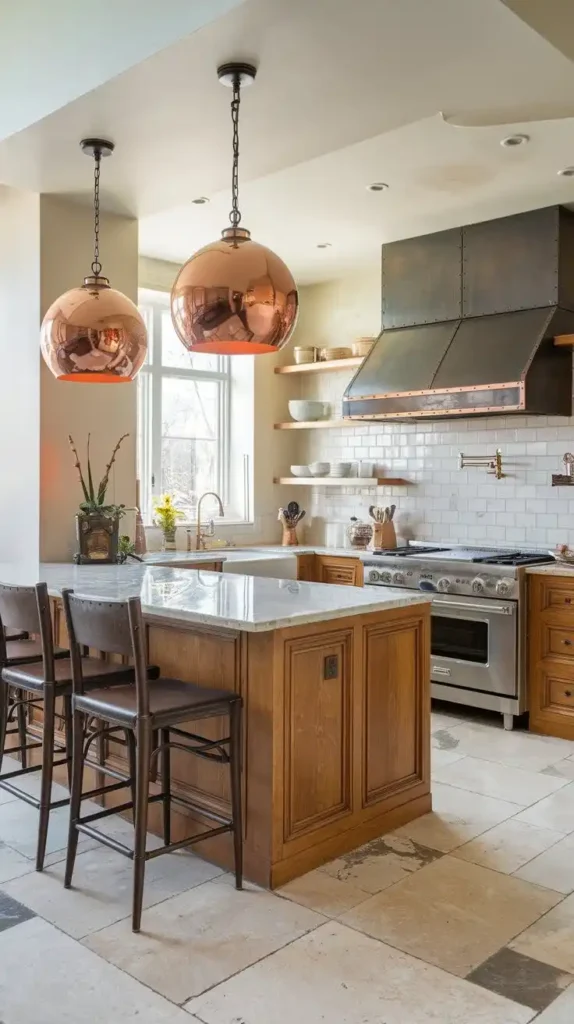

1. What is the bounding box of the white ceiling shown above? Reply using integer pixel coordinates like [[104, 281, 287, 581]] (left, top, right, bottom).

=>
[[2, 0, 574, 283], [0, 0, 244, 141]]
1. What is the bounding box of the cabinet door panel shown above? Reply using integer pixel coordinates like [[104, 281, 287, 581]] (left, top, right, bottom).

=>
[[283, 631, 352, 841], [363, 618, 427, 805]]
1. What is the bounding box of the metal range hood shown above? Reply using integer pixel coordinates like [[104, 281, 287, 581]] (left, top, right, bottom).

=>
[[343, 206, 574, 420]]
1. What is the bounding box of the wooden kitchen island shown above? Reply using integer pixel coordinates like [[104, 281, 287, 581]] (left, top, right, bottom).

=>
[[38, 562, 431, 889]]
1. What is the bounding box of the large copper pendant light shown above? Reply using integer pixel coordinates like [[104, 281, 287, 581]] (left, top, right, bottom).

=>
[[170, 63, 298, 355], [40, 139, 147, 383]]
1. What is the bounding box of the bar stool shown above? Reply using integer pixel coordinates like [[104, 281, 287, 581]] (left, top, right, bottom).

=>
[[1, 607, 69, 773], [62, 589, 243, 932], [0, 581, 154, 870]]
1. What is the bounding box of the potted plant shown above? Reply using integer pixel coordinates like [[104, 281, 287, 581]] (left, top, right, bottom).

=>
[[153, 493, 185, 550], [68, 433, 130, 564]]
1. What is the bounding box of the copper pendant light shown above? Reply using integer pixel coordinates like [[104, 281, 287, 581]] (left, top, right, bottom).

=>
[[40, 139, 147, 383], [170, 63, 298, 355]]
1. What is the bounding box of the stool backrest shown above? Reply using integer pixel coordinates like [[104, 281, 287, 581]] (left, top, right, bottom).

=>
[[62, 590, 149, 714], [0, 582, 56, 677]]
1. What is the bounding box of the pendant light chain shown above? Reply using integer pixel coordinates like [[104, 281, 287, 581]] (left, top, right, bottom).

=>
[[92, 146, 102, 278], [229, 73, 242, 229]]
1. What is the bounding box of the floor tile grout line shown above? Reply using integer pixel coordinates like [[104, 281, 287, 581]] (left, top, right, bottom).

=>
[[175, 917, 330, 1008], [327, 912, 551, 1011], [430, 769, 569, 806], [71, 868, 227, 942]]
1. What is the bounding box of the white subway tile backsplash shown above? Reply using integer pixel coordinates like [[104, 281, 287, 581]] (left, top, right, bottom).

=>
[[296, 365, 574, 547]]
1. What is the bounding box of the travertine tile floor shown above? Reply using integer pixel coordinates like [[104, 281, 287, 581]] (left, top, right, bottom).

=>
[[2, 704, 574, 1022]]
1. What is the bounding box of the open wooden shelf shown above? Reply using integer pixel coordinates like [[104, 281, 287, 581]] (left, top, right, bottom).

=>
[[274, 357, 363, 375], [274, 419, 351, 430], [274, 477, 410, 487]]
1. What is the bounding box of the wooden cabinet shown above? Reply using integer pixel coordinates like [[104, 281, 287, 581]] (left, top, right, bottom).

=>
[[45, 594, 430, 890], [296, 553, 364, 587], [528, 574, 574, 739]]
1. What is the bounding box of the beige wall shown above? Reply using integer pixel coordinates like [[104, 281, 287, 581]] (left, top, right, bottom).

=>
[[0, 187, 41, 579], [40, 197, 139, 561]]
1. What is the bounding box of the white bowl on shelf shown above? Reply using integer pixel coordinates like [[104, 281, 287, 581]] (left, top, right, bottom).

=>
[[288, 400, 330, 422], [330, 462, 352, 477], [290, 465, 312, 477], [309, 462, 330, 477]]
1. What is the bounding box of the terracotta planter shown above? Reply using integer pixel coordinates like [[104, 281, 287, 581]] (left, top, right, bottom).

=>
[[74, 513, 119, 564]]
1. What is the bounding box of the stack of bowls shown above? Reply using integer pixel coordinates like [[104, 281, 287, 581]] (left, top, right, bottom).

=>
[[330, 461, 352, 478]]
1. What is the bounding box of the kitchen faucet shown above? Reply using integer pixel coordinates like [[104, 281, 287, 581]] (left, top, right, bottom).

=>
[[188, 491, 224, 551]]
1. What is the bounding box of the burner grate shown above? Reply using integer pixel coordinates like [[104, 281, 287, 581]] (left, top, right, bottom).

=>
[[472, 552, 553, 567], [371, 546, 451, 557]]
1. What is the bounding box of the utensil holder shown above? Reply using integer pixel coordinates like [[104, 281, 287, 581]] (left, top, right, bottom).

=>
[[371, 521, 396, 550], [281, 524, 299, 546]]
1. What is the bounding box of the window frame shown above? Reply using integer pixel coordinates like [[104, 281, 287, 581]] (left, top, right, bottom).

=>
[[137, 291, 231, 526]]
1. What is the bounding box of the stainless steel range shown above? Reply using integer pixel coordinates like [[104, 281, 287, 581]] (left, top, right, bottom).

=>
[[363, 545, 553, 729]]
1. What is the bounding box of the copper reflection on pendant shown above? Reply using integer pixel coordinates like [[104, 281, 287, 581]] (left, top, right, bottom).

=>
[[40, 277, 147, 383], [170, 228, 298, 354]]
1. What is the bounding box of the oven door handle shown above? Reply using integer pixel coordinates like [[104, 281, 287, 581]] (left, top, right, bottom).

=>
[[432, 598, 515, 615]]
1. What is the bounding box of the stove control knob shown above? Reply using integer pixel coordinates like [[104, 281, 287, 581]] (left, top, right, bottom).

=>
[[392, 570, 405, 585], [436, 577, 452, 593], [496, 577, 514, 598], [380, 570, 393, 584], [471, 575, 486, 594], [368, 569, 380, 583]]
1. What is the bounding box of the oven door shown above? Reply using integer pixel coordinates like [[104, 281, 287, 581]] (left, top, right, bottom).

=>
[[430, 593, 517, 697]]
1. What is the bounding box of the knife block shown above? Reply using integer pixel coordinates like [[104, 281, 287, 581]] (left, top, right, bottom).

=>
[[371, 521, 396, 550]]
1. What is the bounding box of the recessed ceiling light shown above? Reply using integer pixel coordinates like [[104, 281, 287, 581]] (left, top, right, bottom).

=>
[[500, 134, 530, 147], [558, 167, 574, 177], [191, 196, 210, 204], [367, 182, 389, 192], [316, 242, 332, 249]]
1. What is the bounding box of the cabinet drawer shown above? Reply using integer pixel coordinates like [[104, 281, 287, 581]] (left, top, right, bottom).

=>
[[321, 566, 357, 586], [545, 625, 574, 661], [538, 578, 574, 615], [549, 678, 574, 709]]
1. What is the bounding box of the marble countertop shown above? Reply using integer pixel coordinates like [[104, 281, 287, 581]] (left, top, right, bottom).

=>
[[526, 562, 574, 577], [30, 562, 430, 633]]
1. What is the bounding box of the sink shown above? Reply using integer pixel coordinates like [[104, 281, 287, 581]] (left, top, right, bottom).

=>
[[222, 555, 297, 580]]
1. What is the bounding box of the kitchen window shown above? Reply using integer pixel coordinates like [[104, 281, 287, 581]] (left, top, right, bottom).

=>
[[137, 290, 232, 525]]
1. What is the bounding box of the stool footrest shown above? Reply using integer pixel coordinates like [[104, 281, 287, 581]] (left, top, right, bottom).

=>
[[146, 823, 232, 860]]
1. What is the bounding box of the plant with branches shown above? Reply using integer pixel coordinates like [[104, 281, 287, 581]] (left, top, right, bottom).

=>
[[68, 433, 130, 520]]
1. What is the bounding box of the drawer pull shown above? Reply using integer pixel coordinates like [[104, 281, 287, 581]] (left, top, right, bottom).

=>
[[565, 598, 572, 604], [565, 690, 572, 698], [562, 639, 573, 646]]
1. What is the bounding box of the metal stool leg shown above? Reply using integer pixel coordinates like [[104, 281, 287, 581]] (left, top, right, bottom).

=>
[[229, 701, 243, 890], [132, 719, 152, 932], [64, 709, 85, 888], [16, 689, 28, 769], [0, 681, 8, 773], [126, 729, 137, 813], [161, 727, 171, 847], [36, 686, 55, 871], [63, 695, 73, 790]]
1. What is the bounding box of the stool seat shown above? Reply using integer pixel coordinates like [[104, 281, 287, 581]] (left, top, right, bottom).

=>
[[3, 658, 159, 694], [4, 639, 68, 666], [74, 677, 240, 729]]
